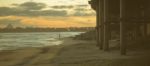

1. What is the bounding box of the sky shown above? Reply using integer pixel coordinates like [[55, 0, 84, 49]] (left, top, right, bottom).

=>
[[0, 0, 96, 28]]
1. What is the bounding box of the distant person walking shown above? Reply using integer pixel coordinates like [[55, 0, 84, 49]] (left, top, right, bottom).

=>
[[58, 33, 61, 39]]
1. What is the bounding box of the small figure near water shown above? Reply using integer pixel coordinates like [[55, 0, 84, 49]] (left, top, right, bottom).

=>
[[58, 33, 61, 40]]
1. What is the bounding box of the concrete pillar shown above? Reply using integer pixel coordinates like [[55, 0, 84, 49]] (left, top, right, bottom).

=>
[[103, 0, 109, 51], [120, 0, 126, 55], [99, 0, 104, 50], [95, 0, 101, 48]]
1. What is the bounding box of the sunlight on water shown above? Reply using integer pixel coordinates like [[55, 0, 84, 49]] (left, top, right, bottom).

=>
[[0, 32, 84, 50]]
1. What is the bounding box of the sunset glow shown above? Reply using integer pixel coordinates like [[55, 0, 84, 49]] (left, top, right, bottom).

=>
[[0, 0, 96, 28]]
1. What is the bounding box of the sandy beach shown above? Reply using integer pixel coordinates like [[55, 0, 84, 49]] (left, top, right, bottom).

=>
[[0, 45, 60, 66], [0, 38, 150, 66], [0, 38, 87, 66]]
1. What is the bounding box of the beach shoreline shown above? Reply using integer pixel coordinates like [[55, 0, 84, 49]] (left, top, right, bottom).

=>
[[0, 38, 88, 66], [0, 38, 150, 66]]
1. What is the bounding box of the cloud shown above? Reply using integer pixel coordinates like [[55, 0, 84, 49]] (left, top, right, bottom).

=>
[[11, 3, 19, 6], [19, 2, 46, 11], [41, 10, 67, 16], [0, 7, 14, 16], [51, 5, 74, 9], [72, 6, 96, 16], [12, 10, 68, 16], [73, 11, 95, 16], [0, 2, 95, 17], [76, 5, 89, 7], [75, 8, 92, 11], [0, 7, 68, 16]]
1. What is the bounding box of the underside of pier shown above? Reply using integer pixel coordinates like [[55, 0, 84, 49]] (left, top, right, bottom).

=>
[[89, 0, 150, 55]]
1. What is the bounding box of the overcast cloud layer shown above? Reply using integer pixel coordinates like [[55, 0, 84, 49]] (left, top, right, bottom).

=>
[[0, 2, 95, 17], [0, 1, 96, 28]]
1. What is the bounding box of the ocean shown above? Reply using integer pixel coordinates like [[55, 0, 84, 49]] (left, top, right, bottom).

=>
[[0, 32, 84, 50]]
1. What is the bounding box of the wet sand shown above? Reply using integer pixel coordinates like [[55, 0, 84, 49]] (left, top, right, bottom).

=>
[[0, 38, 87, 66], [0, 45, 60, 66], [0, 38, 150, 66]]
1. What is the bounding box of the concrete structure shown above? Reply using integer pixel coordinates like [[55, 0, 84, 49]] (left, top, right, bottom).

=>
[[89, 0, 150, 55]]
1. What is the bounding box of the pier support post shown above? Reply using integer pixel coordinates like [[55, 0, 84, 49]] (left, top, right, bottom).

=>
[[103, 0, 109, 51], [120, 21, 126, 55], [99, 0, 104, 50], [95, 0, 101, 48], [120, 0, 126, 55]]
